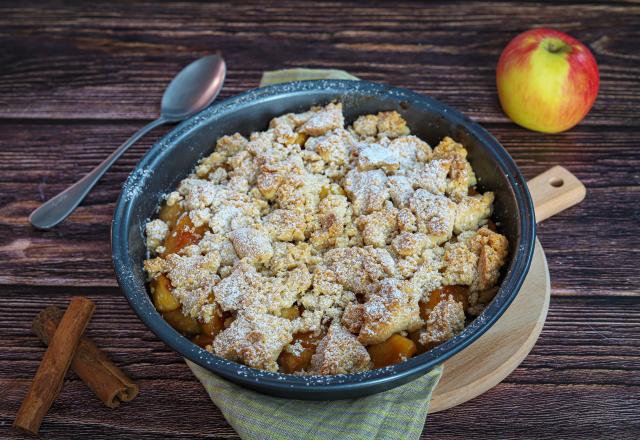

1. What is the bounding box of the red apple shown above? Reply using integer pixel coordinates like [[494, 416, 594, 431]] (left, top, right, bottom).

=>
[[496, 28, 599, 133]]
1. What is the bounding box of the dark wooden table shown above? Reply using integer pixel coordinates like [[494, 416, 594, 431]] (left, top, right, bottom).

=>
[[1, 1, 639, 438]]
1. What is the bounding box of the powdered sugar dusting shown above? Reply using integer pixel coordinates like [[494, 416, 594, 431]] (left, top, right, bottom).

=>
[[123, 80, 513, 387], [123, 168, 152, 201]]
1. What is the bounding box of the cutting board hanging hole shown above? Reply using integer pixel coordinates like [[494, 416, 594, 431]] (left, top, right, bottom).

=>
[[527, 166, 586, 223]]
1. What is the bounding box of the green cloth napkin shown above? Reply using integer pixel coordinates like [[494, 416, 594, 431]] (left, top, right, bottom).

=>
[[187, 360, 442, 440], [260, 68, 360, 83], [185, 68, 444, 440]]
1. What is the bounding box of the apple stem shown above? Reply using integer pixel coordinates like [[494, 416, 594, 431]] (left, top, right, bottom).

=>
[[545, 41, 572, 54]]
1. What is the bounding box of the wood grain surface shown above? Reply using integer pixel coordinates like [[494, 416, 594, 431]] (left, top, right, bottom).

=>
[[0, 1, 638, 439]]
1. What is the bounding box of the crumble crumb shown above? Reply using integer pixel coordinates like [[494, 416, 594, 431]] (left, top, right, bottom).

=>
[[418, 295, 465, 346], [309, 323, 371, 375], [146, 219, 168, 253]]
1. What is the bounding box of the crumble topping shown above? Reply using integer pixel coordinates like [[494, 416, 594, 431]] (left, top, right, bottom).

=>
[[418, 295, 466, 347], [358, 279, 422, 345], [409, 189, 457, 245], [454, 193, 494, 234], [299, 102, 344, 136], [145, 219, 168, 253], [228, 227, 273, 264], [309, 323, 372, 375], [213, 312, 293, 371], [143, 103, 509, 375], [344, 168, 389, 215]]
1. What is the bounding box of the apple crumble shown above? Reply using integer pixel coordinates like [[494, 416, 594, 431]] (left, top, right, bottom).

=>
[[143, 103, 509, 375]]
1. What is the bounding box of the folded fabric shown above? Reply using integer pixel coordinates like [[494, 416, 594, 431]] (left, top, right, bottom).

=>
[[188, 360, 442, 440], [185, 68, 444, 440]]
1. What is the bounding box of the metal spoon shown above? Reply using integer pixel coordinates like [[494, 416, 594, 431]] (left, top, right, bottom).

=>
[[29, 55, 226, 229]]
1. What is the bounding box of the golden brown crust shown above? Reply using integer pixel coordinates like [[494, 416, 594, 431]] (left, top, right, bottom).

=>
[[341, 303, 364, 334], [358, 279, 423, 345], [454, 193, 494, 234], [469, 227, 509, 293], [418, 295, 466, 346], [299, 102, 345, 136], [309, 324, 371, 375], [213, 313, 293, 372]]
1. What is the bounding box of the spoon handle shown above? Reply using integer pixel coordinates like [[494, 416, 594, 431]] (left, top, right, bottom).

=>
[[29, 117, 168, 229]]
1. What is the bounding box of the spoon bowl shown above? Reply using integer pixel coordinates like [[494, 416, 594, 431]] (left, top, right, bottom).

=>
[[161, 55, 226, 121]]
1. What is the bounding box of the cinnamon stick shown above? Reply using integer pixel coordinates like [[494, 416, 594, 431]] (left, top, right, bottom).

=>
[[31, 305, 139, 408], [14, 297, 95, 435]]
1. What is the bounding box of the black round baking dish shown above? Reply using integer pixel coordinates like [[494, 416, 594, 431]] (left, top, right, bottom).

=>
[[112, 80, 536, 400]]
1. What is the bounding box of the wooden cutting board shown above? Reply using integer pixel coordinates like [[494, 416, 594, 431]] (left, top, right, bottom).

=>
[[430, 166, 584, 413]]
